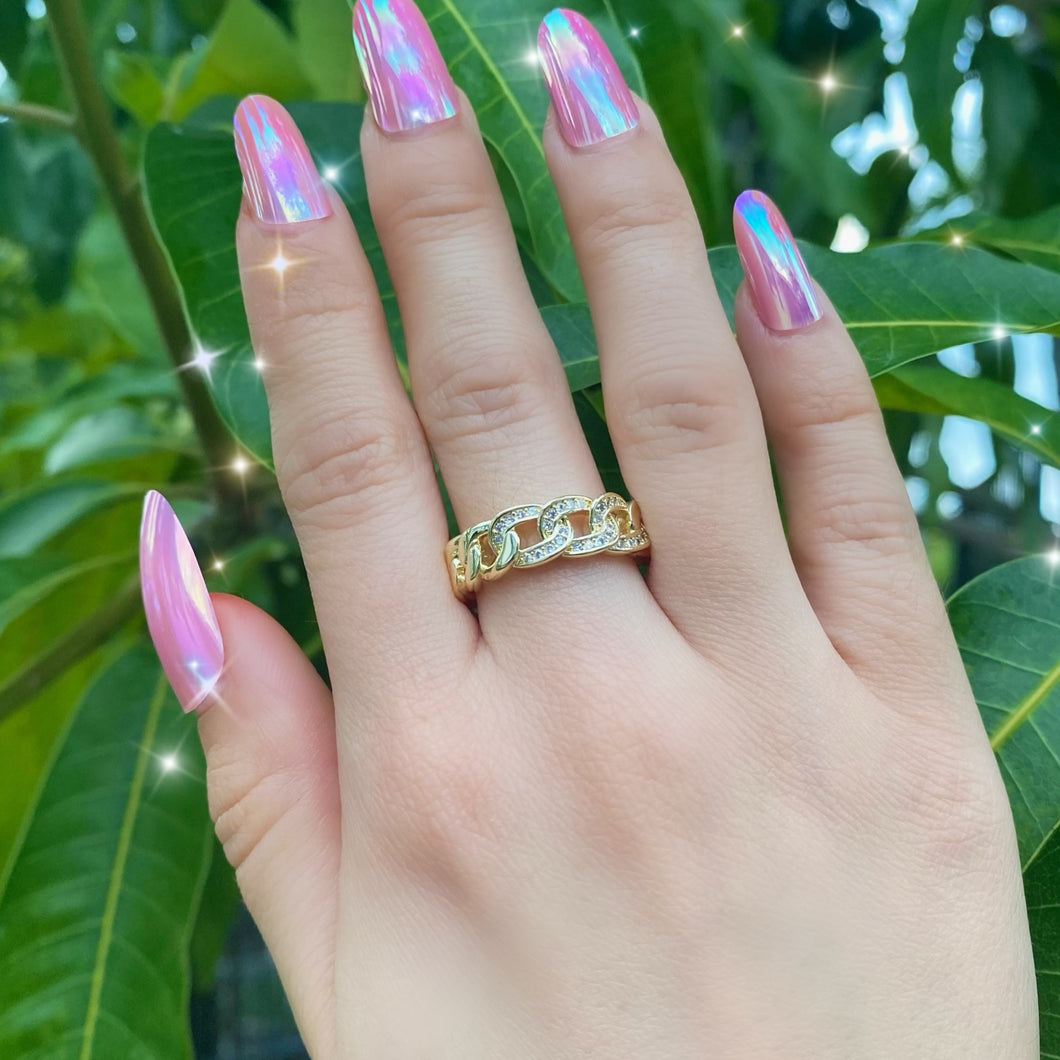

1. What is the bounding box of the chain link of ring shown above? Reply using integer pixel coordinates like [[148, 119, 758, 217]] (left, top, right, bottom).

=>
[[446, 492, 650, 600]]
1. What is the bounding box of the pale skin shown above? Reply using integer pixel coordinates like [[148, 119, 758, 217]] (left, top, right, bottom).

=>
[[200, 93, 1038, 1056]]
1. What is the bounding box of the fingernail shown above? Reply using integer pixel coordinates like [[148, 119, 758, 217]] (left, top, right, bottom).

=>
[[538, 8, 639, 148], [733, 189, 821, 332], [233, 95, 332, 225], [353, 0, 458, 133], [140, 490, 223, 713]]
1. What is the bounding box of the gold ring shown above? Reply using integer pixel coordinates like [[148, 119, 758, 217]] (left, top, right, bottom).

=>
[[446, 492, 650, 601]]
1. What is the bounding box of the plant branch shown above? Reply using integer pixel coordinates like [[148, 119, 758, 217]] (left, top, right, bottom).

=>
[[0, 577, 143, 725], [44, 0, 239, 510], [0, 100, 77, 133]]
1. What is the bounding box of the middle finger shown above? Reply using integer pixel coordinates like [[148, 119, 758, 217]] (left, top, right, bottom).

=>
[[353, 0, 651, 618]]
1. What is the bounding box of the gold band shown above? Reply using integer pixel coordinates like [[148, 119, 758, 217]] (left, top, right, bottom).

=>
[[447, 493, 650, 600]]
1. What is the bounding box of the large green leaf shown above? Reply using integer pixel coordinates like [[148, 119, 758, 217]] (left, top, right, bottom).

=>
[[949, 556, 1060, 871], [875, 363, 1060, 469], [146, 94, 1060, 465], [949, 556, 1060, 1051], [0, 646, 212, 1057], [1022, 826, 1060, 1055]]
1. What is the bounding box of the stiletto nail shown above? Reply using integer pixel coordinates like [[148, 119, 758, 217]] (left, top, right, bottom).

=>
[[538, 8, 639, 148], [233, 95, 332, 225], [733, 189, 821, 332], [140, 490, 223, 713], [353, 0, 457, 133]]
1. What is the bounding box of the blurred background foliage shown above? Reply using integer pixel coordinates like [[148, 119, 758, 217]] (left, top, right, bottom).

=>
[[0, 0, 1059, 1056]]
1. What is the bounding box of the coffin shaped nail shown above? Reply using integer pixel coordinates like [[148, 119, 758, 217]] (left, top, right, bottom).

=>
[[140, 490, 223, 712], [538, 8, 639, 148], [234, 95, 332, 224], [733, 189, 821, 332], [353, 0, 458, 133]]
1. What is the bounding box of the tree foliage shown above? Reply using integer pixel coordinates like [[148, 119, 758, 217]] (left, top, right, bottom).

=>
[[1, 0, 1059, 1054]]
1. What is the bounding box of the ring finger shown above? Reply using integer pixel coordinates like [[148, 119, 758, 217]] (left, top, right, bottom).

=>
[[353, 0, 649, 619]]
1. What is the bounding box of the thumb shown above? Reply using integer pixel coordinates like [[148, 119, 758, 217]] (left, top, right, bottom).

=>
[[140, 491, 339, 1057]]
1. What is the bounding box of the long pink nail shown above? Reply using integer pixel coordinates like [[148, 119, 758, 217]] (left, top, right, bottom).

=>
[[353, 0, 457, 133], [233, 95, 332, 225], [140, 491, 223, 713], [733, 189, 821, 332], [538, 8, 639, 148]]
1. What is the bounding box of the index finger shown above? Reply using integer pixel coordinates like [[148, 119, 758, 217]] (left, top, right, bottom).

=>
[[233, 95, 475, 696]]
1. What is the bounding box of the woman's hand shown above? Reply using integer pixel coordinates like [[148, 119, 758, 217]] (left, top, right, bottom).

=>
[[140, 2, 1037, 1055]]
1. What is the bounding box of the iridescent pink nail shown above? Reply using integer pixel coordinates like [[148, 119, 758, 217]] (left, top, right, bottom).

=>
[[353, 0, 457, 133], [233, 95, 332, 225], [733, 189, 821, 332], [140, 490, 223, 713], [538, 8, 639, 148]]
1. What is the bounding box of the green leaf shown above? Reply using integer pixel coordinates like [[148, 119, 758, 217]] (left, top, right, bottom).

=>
[[974, 31, 1038, 210], [0, 552, 135, 637], [948, 556, 1060, 871], [949, 556, 1060, 1050], [901, 0, 966, 177], [542, 303, 599, 391], [169, 0, 315, 120], [918, 206, 1060, 274], [43, 408, 174, 475], [874, 364, 1060, 468], [0, 646, 212, 1057], [102, 50, 168, 126], [0, 481, 147, 558], [1022, 826, 1060, 1056], [292, 0, 364, 101]]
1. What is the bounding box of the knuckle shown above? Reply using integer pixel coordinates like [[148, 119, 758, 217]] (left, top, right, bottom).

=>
[[419, 344, 557, 453], [804, 492, 919, 559], [614, 368, 751, 458], [579, 183, 694, 263], [207, 753, 305, 873], [782, 374, 881, 441], [383, 181, 497, 252], [277, 408, 421, 529]]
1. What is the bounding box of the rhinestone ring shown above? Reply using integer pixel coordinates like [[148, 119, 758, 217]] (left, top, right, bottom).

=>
[[446, 492, 650, 601]]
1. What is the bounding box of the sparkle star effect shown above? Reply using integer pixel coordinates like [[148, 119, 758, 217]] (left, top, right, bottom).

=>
[[628, 26, 641, 38], [183, 341, 223, 382], [1031, 424, 1043, 436], [323, 165, 340, 182], [212, 558, 225, 571], [992, 326, 1008, 341], [231, 455, 251, 476], [253, 357, 266, 372], [729, 23, 746, 38], [270, 251, 292, 275], [818, 71, 838, 93], [160, 753, 179, 773], [1048, 549, 1060, 568], [950, 233, 965, 246], [524, 48, 540, 66]]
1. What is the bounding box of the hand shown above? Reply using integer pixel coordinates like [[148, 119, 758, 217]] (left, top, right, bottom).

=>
[[140, 2, 1037, 1055]]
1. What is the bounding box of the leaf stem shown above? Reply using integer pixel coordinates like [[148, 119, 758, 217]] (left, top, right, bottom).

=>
[[0, 577, 142, 725], [0, 100, 77, 133], [43, 0, 239, 509]]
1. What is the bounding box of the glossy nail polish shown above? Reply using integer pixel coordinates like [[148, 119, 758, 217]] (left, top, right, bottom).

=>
[[733, 189, 821, 332], [352, 0, 457, 133], [140, 490, 223, 713], [233, 95, 332, 224], [538, 8, 639, 148]]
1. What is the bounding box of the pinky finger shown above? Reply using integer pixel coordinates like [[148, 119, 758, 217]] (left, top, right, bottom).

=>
[[141, 492, 339, 1056], [731, 192, 966, 704]]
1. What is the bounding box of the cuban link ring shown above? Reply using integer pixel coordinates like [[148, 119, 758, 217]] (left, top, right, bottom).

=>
[[446, 492, 650, 601]]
